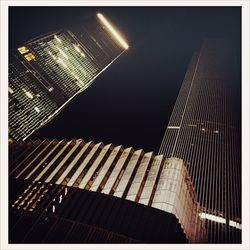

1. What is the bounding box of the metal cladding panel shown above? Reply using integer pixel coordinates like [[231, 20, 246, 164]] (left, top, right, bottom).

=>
[[151, 158, 199, 242], [138, 155, 164, 206], [126, 152, 153, 201], [66, 142, 102, 187], [55, 141, 92, 185], [44, 140, 84, 182], [101, 147, 133, 195], [113, 149, 143, 198], [16, 139, 57, 179], [159, 40, 241, 243], [10, 139, 48, 178], [78, 143, 113, 189], [28, 139, 67, 181], [90, 145, 122, 191]]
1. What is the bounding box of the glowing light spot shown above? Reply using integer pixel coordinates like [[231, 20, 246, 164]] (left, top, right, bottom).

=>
[[59, 195, 62, 204], [22, 88, 34, 99], [34, 107, 40, 113], [54, 35, 62, 43], [57, 47, 68, 59], [57, 58, 68, 69], [9, 87, 14, 94], [74, 44, 81, 53], [18, 46, 29, 54], [199, 213, 241, 230], [24, 53, 35, 61], [199, 212, 226, 224], [97, 13, 129, 50]]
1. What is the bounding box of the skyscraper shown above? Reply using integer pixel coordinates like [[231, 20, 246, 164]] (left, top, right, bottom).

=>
[[9, 13, 128, 142], [159, 39, 241, 243], [9, 139, 205, 243]]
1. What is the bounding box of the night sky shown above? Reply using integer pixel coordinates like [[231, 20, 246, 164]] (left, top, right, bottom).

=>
[[9, 7, 241, 152]]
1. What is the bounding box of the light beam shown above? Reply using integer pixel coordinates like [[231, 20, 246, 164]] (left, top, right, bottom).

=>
[[97, 13, 129, 50]]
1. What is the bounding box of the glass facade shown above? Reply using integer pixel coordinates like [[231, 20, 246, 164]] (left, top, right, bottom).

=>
[[9, 14, 128, 141], [159, 40, 241, 243]]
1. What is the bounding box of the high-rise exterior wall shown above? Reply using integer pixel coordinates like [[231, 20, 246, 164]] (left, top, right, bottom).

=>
[[9, 14, 128, 141], [159, 39, 241, 243], [9, 139, 205, 243]]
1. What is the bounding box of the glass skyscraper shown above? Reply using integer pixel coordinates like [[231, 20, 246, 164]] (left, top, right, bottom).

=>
[[9, 13, 128, 141], [159, 39, 241, 243]]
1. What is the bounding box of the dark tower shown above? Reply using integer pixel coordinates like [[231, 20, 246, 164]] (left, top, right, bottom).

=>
[[159, 39, 241, 243]]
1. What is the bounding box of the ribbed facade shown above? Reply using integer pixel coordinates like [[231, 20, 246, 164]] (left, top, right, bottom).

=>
[[9, 14, 127, 141], [159, 40, 241, 243], [9, 139, 206, 243]]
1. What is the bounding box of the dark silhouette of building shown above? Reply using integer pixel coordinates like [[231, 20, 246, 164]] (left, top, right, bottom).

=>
[[9, 139, 206, 243], [159, 39, 241, 243], [9, 13, 128, 141]]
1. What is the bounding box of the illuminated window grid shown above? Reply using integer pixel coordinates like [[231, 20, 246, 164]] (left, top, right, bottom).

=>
[[28, 32, 99, 97], [9, 59, 58, 140], [158, 41, 241, 243]]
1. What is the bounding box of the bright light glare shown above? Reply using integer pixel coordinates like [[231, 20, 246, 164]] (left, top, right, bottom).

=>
[[22, 88, 34, 99], [97, 13, 129, 50], [199, 212, 242, 229]]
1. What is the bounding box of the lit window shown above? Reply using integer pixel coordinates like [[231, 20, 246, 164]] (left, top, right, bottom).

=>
[[22, 88, 33, 99], [57, 58, 68, 68], [17, 46, 29, 54], [74, 44, 81, 53], [201, 128, 206, 132], [34, 107, 40, 113], [57, 47, 68, 59], [8, 87, 14, 94], [199, 212, 226, 224], [229, 220, 242, 229], [199, 212, 242, 230], [54, 35, 62, 43], [24, 53, 35, 61]]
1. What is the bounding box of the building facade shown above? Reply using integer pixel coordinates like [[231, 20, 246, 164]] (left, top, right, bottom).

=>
[[9, 13, 128, 141], [9, 139, 205, 243], [159, 39, 241, 243]]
